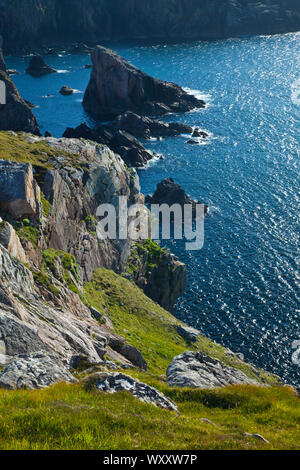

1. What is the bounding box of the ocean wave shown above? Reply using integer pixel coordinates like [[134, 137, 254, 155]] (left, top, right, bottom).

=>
[[183, 87, 213, 104]]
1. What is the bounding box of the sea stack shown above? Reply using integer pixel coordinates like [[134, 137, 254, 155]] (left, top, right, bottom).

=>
[[83, 46, 205, 119], [26, 55, 57, 77]]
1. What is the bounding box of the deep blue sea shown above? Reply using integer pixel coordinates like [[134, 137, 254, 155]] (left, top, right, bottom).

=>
[[6, 32, 300, 386]]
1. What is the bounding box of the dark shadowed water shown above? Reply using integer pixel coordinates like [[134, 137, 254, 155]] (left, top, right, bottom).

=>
[[6, 32, 300, 386]]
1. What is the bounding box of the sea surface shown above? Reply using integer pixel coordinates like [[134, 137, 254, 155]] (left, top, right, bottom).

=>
[[6, 32, 300, 386]]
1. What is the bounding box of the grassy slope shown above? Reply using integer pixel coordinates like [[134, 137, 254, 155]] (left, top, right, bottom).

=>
[[0, 132, 299, 450], [1, 268, 298, 450]]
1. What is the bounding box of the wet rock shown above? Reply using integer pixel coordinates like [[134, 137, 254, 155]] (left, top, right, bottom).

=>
[[110, 112, 193, 140], [26, 55, 57, 77], [7, 69, 19, 75], [84, 372, 178, 412], [167, 351, 260, 389], [192, 128, 209, 138], [145, 178, 208, 215], [69, 43, 93, 54], [0, 160, 42, 219], [0, 351, 77, 390], [44, 130, 52, 137], [60, 86, 74, 96], [83, 46, 205, 119]]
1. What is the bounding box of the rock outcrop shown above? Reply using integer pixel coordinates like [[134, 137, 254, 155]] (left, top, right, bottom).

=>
[[60, 86, 74, 96], [0, 352, 77, 390], [26, 55, 57, 77], [0, 160, 42, 220], [84, 372, 178, 412], [176, 325, 201, 343], [0, 222, 28, 264], [83, 46, 205, 119], [145, 178, 208, 215], [167, 351, 259, 389], [0, 51, 40, 134], [110, 112, 193, 140], [63, 123, 155, 167], [0, 1, 299, 53]]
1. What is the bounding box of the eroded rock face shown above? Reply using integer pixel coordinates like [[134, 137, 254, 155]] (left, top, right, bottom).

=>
[[83, 46, 205, 119], [26, 55, 57, 77], [0, 52, 40, 134], [167, 351, 259, 389], [0, 160, 42, 219], [84, 372, 178, 412], [0, 351, 76, 390], [0, 222, 28, 263]]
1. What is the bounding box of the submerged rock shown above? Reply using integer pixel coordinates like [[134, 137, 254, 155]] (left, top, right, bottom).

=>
[[167, 351, 260, 389], [83, 46, 205, 119], [26, 55, 57, 77], [0, 351, 77, 390], [84, 372, 178, 412]]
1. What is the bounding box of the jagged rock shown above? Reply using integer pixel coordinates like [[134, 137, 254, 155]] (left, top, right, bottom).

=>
[[60, 86, 74, 96], [0, 50, 41, 134], [63, 123, 155, 167], [26, 55, 57, 77], [177, 325, 200, 343], [83, 46, 205, 119], [0, 221, 28, 263], [0, 160, 42, 219], [110, 112, 193, 140], [0, 351, 77, 390], [44, 130, 52, 137], [192, 128, 209, 138], [145, 178, 208, 215], [167, 351, 260, 389], [84, 372, 178, 412]]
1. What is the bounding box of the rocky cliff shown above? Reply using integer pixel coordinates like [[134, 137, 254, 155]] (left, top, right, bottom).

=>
[[0, 0, 299, 52]]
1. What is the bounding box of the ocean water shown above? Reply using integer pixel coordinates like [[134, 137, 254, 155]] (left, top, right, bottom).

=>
[[6, 33, 300, 386]]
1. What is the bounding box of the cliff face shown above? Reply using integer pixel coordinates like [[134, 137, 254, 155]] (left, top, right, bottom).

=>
[[0, 0, 299, 52]]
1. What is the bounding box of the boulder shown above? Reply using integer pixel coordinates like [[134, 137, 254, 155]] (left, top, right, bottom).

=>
[[110, 112, 193, 140], [83, 46, 205, 119], [0, 160, 42, 219], [177, 325, 200, 343], [26, 55, 57, 77], [84, 372, 178, 412], [167, 351, 259, 389], [145, 178, 208, 215], [108, 337, 147, 371], [0, 50, 41, 134], [60, 86, 74, 96], [0, 221, 28, 263], [0, 351, 77, 390]]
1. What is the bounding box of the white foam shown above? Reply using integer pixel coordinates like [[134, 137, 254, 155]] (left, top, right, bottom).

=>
[[183, 87, 213, 104], [291, 78, 300, 106], [57, 69, 69, 74]]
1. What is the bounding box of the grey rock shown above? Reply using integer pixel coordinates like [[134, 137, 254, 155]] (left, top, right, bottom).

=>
[[0, 160, 42, 219], [84, 372, 178, 412], [244, 432, 270, 444], [0, 221, 28, 263], [0, 351, 76, 390], [167, 351, 260, 389], [177, 325, 200, 343], [60, 86, 74, 96]]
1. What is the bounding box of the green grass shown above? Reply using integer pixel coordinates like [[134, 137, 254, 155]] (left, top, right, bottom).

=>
[[84, 268, 279, 384], [0, 382, 298, 450]]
